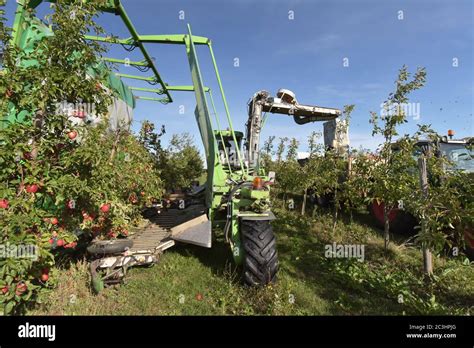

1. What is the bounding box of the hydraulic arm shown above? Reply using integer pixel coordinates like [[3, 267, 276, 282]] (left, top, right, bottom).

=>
[[245, 89, 342, 169]]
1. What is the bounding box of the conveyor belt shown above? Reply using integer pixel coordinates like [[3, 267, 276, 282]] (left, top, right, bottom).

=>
[[152, 205, 207, 228], [129, 225, 172, 252], [128, 205, 207, 252]]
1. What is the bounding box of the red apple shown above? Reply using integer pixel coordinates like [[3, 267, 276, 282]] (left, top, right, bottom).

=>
[[48, 238, 54, 244], [40, 274, 49, 282], [50, 217, 58, 225], [100, 203, 110, 213], [64, 241, 77, 249], [56, 239, 65, 247], [195, 293, 203, 301], [73, 110, 86, 118], [0, 199, 8, 209], [1, 286, 8, 294], [67, 131, 78, 140], [16, 283, 27, 295], [26, 184, 39, 193]]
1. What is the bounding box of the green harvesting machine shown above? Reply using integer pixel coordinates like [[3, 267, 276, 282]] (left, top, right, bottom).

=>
[[5, 0, 343, 287]]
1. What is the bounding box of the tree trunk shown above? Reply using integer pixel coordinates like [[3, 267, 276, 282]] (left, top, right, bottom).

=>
[[301, 188, 307, 216], [423, 247, 433, 275], [383, 205, 390, 250], [109, 129, 122, 163], [23, 110, 45, 196], [30, 110, 45, 160], [333, 189, 338, 230], [418, 156, 433, 276]]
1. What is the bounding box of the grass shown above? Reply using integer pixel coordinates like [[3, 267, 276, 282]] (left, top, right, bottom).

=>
[[29, 207, 474, 315]]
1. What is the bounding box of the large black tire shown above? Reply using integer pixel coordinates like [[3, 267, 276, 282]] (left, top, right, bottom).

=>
[[308, 189, 331, 208], [241, 220, 279, 286], [464, 229, 474, 261], [390, 211, 418, 236], [87, 239, 133, 256]]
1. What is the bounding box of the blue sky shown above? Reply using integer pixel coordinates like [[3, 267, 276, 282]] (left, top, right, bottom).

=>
[[5, 0, 473, 152]]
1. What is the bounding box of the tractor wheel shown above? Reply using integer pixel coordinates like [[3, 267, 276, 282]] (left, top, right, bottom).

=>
[[241, 220, 279, 286], [87, 239, 133, 256], [464, 228, 474, 261]]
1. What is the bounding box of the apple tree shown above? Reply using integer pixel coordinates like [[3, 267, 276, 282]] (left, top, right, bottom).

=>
[[369, 65, 426, 250]]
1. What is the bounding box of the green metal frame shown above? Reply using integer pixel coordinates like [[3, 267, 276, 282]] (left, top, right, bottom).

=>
[[10, 0, 273, 265]]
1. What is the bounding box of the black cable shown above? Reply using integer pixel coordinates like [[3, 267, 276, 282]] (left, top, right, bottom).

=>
[[146, 79, 159, 86], [120, 42, 137, 52], [134, 64, 150, 73]]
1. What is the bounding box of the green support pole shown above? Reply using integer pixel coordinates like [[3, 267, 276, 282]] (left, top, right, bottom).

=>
[[114, 2, 172, 102], [130, 87, 165, 94], [11, 1, 28, 47], [134, 96, 170, 103], [102, 57, 149, 67], [84, 35, 133, 45], [208, 90, 233, 174], [167, 85, 209, 92], [85, 34, 210, 46], [130, 86, 210, 94], [116, 73, 157, 82], [139, 34, 209, 45], [207, 42, 246, 176]]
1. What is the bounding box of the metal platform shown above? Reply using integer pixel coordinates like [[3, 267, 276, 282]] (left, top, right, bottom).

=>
[[171, 214, 212, 248], [90, 205, 211, 291], [129, 224, 174, 253], [128, 205, 209, 252]]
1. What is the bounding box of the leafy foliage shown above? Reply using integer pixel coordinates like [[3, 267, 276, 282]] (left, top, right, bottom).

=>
[[0, 1, 163, 314], [156, 132, 204, 191], [368, 66, 427, 249], [262, 66, 472, 273]]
